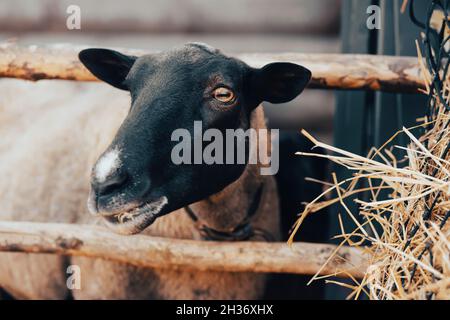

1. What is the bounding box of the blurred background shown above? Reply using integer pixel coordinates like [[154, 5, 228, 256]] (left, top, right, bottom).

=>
[[0, 0, 341, 144]]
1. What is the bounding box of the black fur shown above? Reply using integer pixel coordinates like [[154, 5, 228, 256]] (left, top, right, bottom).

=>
[[79, 43, 311, 230]]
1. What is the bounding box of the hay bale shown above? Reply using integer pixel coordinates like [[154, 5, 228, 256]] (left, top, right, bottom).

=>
[[291, 2, 450, 300]]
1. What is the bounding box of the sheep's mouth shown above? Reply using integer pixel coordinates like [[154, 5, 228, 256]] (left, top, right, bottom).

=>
[[101, 196, 168, 235]]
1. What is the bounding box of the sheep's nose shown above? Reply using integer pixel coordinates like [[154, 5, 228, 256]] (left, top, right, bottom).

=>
[[92, 170, 129, 197]]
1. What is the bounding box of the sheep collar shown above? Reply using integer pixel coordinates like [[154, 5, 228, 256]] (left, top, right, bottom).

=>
[[184, 183, 273, 242]]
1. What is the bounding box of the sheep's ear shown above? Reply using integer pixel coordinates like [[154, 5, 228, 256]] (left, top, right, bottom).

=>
[[253, 63, 311, 104], [79, 48, 137, 90]]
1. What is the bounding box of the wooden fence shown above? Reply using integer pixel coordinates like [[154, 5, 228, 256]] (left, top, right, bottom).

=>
[[0, 221, 366, 278], [0, 43, 423, 278], [1, 43, 423, 92]]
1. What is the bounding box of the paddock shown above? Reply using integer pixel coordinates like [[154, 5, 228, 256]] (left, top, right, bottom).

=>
[[0, 0, 448, 300], [0, 42, 418, 284]]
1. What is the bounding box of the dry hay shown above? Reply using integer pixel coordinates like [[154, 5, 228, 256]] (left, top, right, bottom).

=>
[[289, 12, 450, 299]]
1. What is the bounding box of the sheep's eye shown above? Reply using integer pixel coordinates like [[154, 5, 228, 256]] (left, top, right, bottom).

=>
[[213, 87, 235, 103]]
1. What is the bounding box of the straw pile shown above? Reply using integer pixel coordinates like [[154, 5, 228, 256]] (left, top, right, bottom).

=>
[[289, 7, 450, 299]]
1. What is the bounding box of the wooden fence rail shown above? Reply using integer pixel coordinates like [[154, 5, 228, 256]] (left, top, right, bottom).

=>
[[0, 221, 367, 279], [0, 42, 413, 281], [0, 43, 423, 93]]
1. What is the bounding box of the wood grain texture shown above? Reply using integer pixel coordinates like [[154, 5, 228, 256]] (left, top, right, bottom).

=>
[[0, 43, 424, 93], [0, 221, 367, 278]]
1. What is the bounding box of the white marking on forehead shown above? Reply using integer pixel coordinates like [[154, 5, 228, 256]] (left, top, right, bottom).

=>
[[95, 148, 121, 183]]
